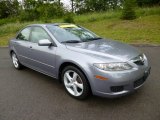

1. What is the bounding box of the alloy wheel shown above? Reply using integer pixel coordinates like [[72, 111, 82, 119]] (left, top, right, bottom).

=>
[[63, 70, 84, 97], [12, 53, 19, 68]]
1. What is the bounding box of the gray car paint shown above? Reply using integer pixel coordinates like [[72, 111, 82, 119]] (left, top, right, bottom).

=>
[[9, 24, 150, 98], [65, 39, 141, 62]]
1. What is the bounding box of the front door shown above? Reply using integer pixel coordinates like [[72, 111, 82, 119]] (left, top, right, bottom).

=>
[[28, 26, 57, 77]]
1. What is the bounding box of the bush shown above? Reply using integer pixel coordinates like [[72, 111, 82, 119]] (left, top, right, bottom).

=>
[[63, 13, 75, 23], [0, 18, 17, 26], [37, 3, 64, 21], [18, 10, 39, 22], [18, 1, 64, 22], [121, 0, 137, 20]]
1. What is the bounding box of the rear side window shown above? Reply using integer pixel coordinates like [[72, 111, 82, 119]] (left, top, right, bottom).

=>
[[16, 27, 31, 41]]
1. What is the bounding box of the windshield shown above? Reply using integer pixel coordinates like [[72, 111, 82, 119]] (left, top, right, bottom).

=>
[[46, 24, 101, 43]]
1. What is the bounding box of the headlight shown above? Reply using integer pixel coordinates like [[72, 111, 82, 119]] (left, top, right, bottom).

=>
[[93, 63, 132, 71]]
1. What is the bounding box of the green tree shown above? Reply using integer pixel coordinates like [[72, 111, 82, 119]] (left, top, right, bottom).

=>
[[37, 2, 64, 20], [19, 0, 64, 21], [121, 0, 136, 20], [73, 0, 124, 13], [0, 0, 19, 19], [136, 0, 160, 7]]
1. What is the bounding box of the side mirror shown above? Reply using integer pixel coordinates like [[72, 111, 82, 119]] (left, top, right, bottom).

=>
[[38, 39, 52, 46]]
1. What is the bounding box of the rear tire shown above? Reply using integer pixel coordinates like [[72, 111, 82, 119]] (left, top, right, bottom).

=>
[[11, 52, 23, 70], [61, 66, 90, 100]]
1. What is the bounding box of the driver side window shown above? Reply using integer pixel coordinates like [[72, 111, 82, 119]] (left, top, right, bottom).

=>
[[30, 27, 51, 43]]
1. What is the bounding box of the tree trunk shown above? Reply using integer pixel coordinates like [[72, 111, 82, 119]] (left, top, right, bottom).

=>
[[71, 0, 74, 12], [58, 0, 61, 6]]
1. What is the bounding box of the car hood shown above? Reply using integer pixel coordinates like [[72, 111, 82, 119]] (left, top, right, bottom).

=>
[[65, 39, 141, 62]]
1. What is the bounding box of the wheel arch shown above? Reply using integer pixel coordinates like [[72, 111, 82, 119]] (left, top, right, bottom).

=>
[[58, 62, 89, 84], [58, 61, 92, 94], [9, 50, 14, 57]]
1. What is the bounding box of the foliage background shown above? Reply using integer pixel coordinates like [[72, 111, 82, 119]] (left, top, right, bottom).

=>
[[0, 0, 159, 46]]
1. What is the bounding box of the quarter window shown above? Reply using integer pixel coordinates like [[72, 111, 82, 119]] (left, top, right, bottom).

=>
[[30, 27, 51, 43], [16, 27, 31, 41]]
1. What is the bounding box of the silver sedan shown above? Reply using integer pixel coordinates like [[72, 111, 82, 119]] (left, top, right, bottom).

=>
[[9, 23, 151, 99]]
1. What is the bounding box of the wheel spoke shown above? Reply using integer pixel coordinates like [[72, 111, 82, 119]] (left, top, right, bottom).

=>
[[65, 72, 72, 82], [12, 57, 15, 61], [13, 59, 16, 64], [73, 85, 78, 96], [14, 58, 18, 62], [65, 83, 73, 88], [13, 55, 18, 62], [73, 72, 78, 81], [15, 62, 18, 66], [75, 82, 83, 89]]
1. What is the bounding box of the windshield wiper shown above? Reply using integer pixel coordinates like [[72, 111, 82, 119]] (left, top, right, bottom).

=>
[[86, 37, 102, 41], [61, 40, 82, 43]]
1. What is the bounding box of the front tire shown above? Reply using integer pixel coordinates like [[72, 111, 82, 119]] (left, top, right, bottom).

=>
[[61, 66, 90, 100], [11, 52, 23, 70]]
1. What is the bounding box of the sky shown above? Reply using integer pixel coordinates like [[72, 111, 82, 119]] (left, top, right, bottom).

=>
[[62, 0, 70, 7]]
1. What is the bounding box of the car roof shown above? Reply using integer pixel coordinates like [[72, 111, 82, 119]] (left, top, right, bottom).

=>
[[27, 23, 75, 27]]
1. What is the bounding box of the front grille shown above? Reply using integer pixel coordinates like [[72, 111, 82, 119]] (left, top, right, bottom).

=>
[[134, 78, 145, 88], [111, 86, 124, 92]]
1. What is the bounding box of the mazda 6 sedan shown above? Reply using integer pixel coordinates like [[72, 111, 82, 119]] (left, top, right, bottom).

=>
[[9, 23, 151, 99]]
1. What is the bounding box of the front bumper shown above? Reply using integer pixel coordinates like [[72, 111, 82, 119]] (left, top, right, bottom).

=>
[[90, 66, 151, 98]]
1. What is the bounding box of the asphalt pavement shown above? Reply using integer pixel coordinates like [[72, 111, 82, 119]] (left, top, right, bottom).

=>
[[0, 47, 160, 120]]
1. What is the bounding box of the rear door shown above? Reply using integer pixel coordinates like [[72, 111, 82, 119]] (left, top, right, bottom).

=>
[[14, 27, 33, 66]]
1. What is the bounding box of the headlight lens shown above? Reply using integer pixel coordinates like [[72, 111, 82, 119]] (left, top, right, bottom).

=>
[[93, 63, 132, 71]]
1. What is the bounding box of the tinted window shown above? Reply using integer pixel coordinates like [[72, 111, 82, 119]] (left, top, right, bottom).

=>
[[30, 27, 51, 43], [17, 27, 31, 41]]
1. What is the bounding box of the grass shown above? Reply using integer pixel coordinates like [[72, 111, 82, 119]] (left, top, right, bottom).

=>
[[0, 7, 160, 46], [79, 15, 160, 44], [0, 21, 42, 46]]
